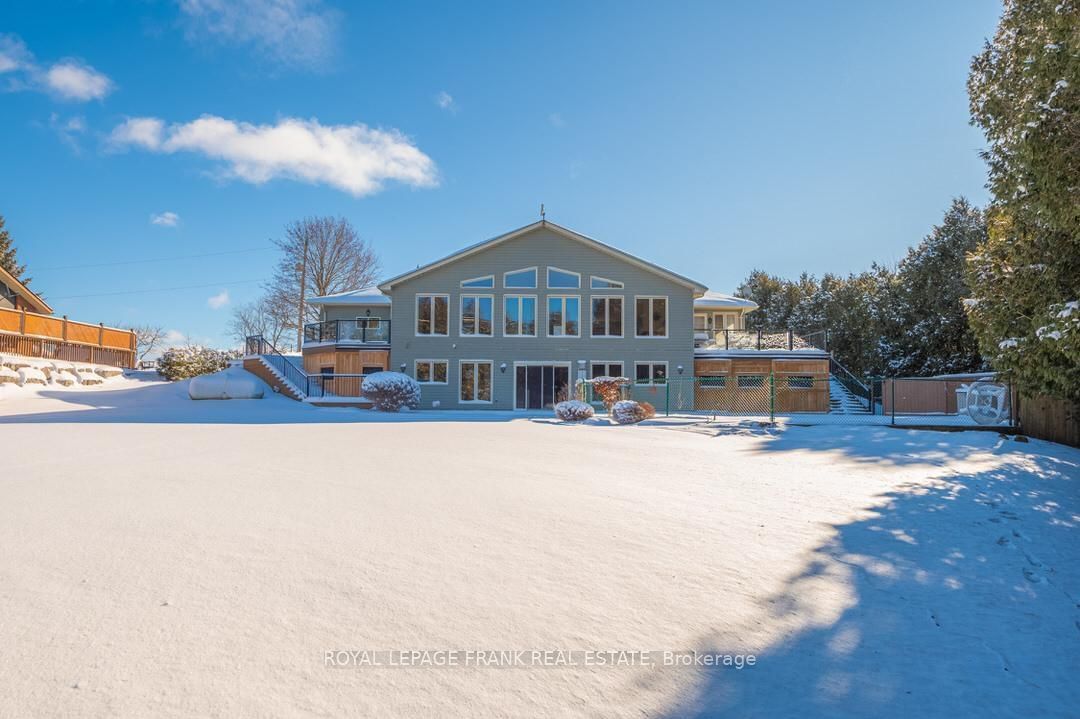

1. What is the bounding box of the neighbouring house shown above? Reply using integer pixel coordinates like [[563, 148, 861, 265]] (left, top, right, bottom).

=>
[[245, 219, 844, 412], [0, 265, 137, 368]]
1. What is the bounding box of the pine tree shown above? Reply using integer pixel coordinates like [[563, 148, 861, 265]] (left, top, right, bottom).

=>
[[0, 214, 29, 284], [965, 0, 1080, 403]]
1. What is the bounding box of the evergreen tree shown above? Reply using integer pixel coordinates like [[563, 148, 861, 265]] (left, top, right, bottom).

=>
[[887, 198, 989, 376], [966, 0, 1080, 402], [0, 214, 28, 284]]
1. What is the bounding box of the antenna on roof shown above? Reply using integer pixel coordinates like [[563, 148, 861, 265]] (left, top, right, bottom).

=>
[[540, 203, 545, 221]]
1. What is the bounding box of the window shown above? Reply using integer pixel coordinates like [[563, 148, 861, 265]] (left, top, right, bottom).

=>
[[700, 375, 726, 390], [590, 296, 623, 337], [415, 360, 448, 384], [547, 267, 580, 289], [320, 366, 334, 375], [547, 296, 580, 337], [590, 362, 623, 379], [737, 375, 764, 388], [715, 312, 739, 330], [504, 295, 537, 336], [788, 375, 814, 389], [362, 365, 384, 375], [693, 314, 708, 332], [635, 296, 668, 337], [460, 295, 494, 336], [504, 267, 537, 289], [461, 275, 494, 288], [416, 294, 449, 335], [590, 276, 623, 289], [635, 362, 667, 385], [460, 360, 493, 403]]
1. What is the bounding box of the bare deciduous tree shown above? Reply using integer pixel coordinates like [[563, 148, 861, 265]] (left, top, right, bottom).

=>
[[265, 216, 380, 349], [128, 324, 168, 364], [227, 297, 292, 350]]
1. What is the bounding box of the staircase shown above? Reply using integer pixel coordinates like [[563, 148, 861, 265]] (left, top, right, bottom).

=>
[[829, 376, 870, 414], [242, 356, 306, 401], [242, 335, 309, 401]]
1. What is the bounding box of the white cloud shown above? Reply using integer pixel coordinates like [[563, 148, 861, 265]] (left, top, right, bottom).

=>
[[206, 290, 230, 309], [435, 90, 457, 113], [109, 114, 439, 197], [49, 113, 87, 153], [151, 211, 181, 227], [178, 0, 340, 70], [549, 112, 566, 128], [0, 34, 113, 102], [44, 60, 113, 101]]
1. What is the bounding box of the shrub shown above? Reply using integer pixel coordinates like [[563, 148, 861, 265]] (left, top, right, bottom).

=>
[[362, 371, 421, 412], [612, 400, 649, 424], [639, 401, 656, 419], [0, 366, 18, 385], [158, 345, 239, 381], [587, 376, 629, 412], [555, 399, 595, 422]]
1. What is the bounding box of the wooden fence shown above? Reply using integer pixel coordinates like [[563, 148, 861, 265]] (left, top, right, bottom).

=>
[[0, 306, 136, 368], [1019, 394, 1080, 448]]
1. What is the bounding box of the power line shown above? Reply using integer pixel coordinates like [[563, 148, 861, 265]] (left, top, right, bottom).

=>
[[50, 278, 266, 300], [37, 245, 274, 271]]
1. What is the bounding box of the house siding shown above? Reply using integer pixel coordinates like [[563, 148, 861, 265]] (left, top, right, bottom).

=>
[[320, 304, 392, 323], [384, 226, 696, 410]]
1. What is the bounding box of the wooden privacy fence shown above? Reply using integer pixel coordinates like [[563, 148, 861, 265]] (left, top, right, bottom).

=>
[[0, 306, 137, 368], [1018, 394, 1080, 448]]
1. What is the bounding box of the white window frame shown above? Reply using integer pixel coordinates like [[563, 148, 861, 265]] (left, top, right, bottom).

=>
[[459, 359, 494, 404], [546, 294, 581, 338], [460, 274, 495, 289], [589, 360, 624, 379], [459, 294, 495, 337], [714, 312, 740, 330], [590, 275, 624, 289], [415, 293, 450, 337], [634, 295, 669, 339], [546, 266, 581, 289], [503, 294, 538, 337], [589, 295, 624, 338], [693, 313, 709, 332], [634, 361, 669, 386], [414, 359, 449, 385], [503, 266, 538, 289]]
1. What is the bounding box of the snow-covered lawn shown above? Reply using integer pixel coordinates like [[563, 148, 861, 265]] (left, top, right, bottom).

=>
[[2, 377, 1078, 718]]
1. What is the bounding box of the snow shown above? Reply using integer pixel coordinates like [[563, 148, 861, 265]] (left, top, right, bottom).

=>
[[188, 365, 266, 400], [0, 380, 1078, 717], [694, 290, 758, 310], [17, 366, 47, 385], [307, 285, 391, 306]]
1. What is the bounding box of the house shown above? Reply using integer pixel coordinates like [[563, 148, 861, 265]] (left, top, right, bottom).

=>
[[0, 264, 137, 368], [248, 219, 839, 412]]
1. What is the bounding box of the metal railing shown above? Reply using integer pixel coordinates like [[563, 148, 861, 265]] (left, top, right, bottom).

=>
[[308, 374, 370, 398], [699, 329, 825, 351], [303, 319, 390, 346], [830, 356, 871, 408], [245, 335, 310, 397]]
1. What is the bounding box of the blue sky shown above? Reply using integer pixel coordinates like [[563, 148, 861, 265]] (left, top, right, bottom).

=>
[[1, 0, 1000, 347]]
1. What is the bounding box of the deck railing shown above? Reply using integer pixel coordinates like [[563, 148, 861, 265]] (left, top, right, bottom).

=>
[[303, 319, 390, 346], [0, 306, 136, 367], [699, 329, 824, 351]]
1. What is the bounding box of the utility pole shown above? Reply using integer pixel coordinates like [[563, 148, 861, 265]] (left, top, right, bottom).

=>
[[296, 233, 310, 352]]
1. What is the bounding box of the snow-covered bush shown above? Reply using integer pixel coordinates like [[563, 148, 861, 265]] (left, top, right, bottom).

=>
[[157, 345, 240, 381], [586, 376, 630, 412], [612, 400, 649, 425], [362, 371, 421, 412], [0, 366, 18, 385], [53, 370, 77, 386], [17, 367, 47, 386], [555, 399, 595, 422]]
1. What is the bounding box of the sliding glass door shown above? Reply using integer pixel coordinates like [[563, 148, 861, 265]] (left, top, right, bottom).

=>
[[514, 363, 570, 409]]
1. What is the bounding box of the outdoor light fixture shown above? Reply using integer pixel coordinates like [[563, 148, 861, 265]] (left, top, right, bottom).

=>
[[677, 365, 684, 375], [365, 308, 371, 317], [399, 363, 406, 372], [500, 362, 507, 373]]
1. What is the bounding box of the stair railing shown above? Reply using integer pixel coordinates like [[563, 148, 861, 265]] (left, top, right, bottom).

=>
[[245, 335, 309, 397], [829, 356, 870, 410]]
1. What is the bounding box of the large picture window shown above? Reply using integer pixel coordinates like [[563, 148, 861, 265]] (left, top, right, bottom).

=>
[[416, 294, 449, 335], [460, 360, 493, 403], [547, 296, 580, 337], [415, 360, 448, 384], [635, 296, 667, 337], [547, 267, 580, 289], [504, 267, 537, 289], [590, 296, 623, 337], [504, 295, 537, 336], [460, 295, 494, 336]]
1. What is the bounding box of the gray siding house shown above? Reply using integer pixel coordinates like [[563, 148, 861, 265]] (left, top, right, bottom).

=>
[[370, 220, 707, 410]]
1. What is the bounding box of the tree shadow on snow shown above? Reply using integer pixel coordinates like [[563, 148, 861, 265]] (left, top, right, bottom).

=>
[[648, 434, 1080, 718]]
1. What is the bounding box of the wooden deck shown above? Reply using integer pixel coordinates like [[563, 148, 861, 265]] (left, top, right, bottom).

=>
[[0, 307, 137, 368]]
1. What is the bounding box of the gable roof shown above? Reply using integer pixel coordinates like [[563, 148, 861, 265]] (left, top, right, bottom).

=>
[[0, 265, 52, 314], [377, 220, 708, 295], [308, 286, 391, 306]]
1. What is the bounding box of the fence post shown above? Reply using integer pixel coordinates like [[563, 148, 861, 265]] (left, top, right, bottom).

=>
[[665, 381, 670, 417], [769, 371, 775, 423], [787, 329, 793, 351], [890, 379, 896, 426]]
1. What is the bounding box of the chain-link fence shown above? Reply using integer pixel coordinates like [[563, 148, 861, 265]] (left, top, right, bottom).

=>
[[650, 374, 1017, 428]]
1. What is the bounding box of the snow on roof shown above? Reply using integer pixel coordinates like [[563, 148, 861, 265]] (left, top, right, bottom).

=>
[[694, 291, 758, 310], [307, 286, 391, 306]]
